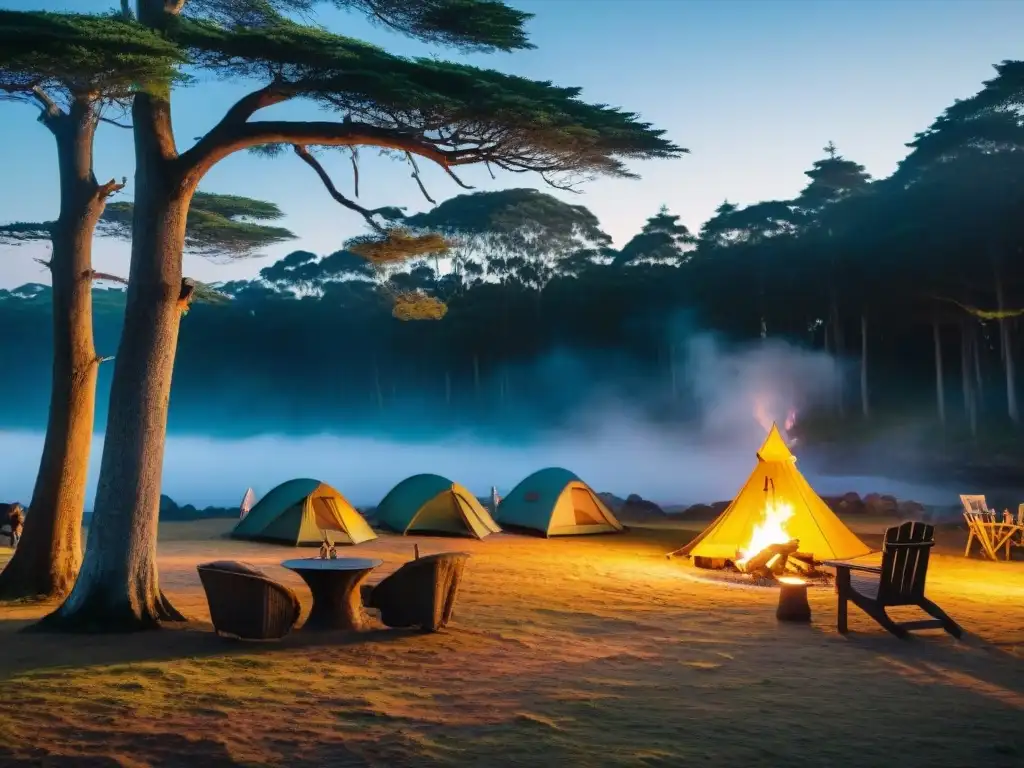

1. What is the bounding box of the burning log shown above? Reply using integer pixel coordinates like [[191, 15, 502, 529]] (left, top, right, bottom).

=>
[[739, 539, 800, 575]]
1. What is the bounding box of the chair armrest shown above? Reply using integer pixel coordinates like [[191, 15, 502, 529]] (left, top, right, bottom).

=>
[[821, 560, 882, 574]]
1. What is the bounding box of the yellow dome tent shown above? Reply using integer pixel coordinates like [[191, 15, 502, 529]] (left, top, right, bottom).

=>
[[671, 424, 871, 564]]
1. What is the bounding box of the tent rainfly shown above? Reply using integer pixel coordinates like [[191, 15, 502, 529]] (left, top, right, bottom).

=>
[[230, 478, 376, 546], [496, 467, 624, 537], [375, 474, 501, 539], [670, 423, 871, 565]]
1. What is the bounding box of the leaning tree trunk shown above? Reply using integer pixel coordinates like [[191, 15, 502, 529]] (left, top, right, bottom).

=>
[[0, 106, 102, 601], [37, 95, 188, 632], [933, 318, 946, 427]]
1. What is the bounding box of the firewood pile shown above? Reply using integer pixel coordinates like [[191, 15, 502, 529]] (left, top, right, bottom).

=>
[[735, 539, 832, 586]]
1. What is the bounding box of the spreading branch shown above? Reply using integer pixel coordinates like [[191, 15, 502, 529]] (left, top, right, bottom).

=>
[[933, 295, 1024, 320], [180, 120, 468, 183], [292, 144, 386, 234]]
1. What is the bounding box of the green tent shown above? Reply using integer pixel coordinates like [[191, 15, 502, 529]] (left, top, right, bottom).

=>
[[231, 478, 377, 546], [496, 467, 624, 537], [375, 473, 501, 539]]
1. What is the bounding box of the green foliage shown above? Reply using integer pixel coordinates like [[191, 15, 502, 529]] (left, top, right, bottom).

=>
[[614, 206, 695, 267], [171, 14, 682, 180], [184, 0, 533, 52], [0, 10, 186, 100], [99, 191, 295, 258]]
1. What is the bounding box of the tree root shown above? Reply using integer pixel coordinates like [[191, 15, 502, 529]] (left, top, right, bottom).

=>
[[23, 589, 188, 634]]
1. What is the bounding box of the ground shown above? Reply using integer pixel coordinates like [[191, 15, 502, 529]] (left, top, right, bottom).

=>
[[0, 519, 1022, 767]]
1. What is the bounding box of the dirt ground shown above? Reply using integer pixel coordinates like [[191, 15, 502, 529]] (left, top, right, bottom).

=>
[[0, 519, 1022, 768]]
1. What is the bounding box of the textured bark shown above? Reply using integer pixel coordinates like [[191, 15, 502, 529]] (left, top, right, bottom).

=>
[[37, 94, 188, 632], [0, 103, 102, 601]]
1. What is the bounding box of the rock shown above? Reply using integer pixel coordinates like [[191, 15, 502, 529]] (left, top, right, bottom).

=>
[[676, 503, 718, 521], [863, 493, 899, 517], [597, 492, 625, 512], [897, 500, 926, 519], [616, 494, 666, 523], [823, 492, 865, 516]]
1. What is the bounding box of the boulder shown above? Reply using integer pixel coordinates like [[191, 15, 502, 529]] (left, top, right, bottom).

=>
[[823, 492, 865, 516], [617, 494, 666, 523], [676, 503, 718, 521], [897, 500, 926, 519], [597, 492, 625, 512], [863, 493, 899, 517]]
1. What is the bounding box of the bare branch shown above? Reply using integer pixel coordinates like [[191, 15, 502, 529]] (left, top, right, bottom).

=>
[[440, 164, 474, 190], [97, 177, 127, 200], [349, 147, 360, 198], [33, 257, 52, 270], [485, 161, 496, 180], [99, 116, 132, 129], [89, 270, 129, 285], [292, 145, 387, 234], [405, 151, 436, 204]]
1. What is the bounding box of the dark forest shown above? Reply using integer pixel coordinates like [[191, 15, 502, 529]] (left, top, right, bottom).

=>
[[2, 63, 1023, 463]]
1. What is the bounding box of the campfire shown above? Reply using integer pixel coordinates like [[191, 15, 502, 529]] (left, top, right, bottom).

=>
[[729, 497, 830, 585], [668, 422, 869, 587]]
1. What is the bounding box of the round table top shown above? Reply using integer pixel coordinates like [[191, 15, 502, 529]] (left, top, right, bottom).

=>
[[281, 557, 383, 572]]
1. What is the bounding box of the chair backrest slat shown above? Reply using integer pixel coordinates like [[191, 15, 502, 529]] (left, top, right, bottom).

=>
[[877, 521, 934, 604]]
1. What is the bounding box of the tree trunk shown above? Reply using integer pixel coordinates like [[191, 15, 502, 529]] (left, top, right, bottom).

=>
[[994, 272, 1020, 424], [961, 321, 977, 438], [859, 313, 869, 419], [37, 94, 188, 632], [829, 289, 845, 418], [933, 319, 946, 427], [0, 105, 102, 601]]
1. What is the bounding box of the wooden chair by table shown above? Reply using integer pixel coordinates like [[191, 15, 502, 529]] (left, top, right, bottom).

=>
[[198, 560, 302, 640], [362, 552, 470, 632], [823, 521, 962, 639]]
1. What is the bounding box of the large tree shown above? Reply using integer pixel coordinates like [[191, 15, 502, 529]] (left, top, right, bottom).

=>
[[0, 10, 184, 600], [12, 0, 682, 631]]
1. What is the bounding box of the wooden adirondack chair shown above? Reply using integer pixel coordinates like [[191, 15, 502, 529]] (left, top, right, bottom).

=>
[[823, 521, 962, 639]]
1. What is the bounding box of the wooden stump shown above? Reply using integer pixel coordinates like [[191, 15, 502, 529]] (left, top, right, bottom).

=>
[[776, 578, 811, 622]]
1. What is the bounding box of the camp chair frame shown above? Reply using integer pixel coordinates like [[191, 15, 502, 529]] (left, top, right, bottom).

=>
[[961, 495, 1018, 561], [823, 521, 962, 640]]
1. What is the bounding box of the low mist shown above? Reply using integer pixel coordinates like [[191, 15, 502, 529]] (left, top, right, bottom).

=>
[[0, 333, 962, 509]]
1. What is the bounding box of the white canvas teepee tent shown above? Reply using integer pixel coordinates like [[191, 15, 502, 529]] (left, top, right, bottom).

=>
[[239, 487, 256, 520]]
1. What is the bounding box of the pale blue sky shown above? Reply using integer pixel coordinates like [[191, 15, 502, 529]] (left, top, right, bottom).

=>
[[1, 0, 1022, 288]]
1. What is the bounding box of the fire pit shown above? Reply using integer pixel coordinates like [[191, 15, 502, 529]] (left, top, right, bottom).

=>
[[776, 576, 811, 622]]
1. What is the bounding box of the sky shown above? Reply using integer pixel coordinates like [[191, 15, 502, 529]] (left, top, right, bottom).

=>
[[2, 0, 1023, 289]]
